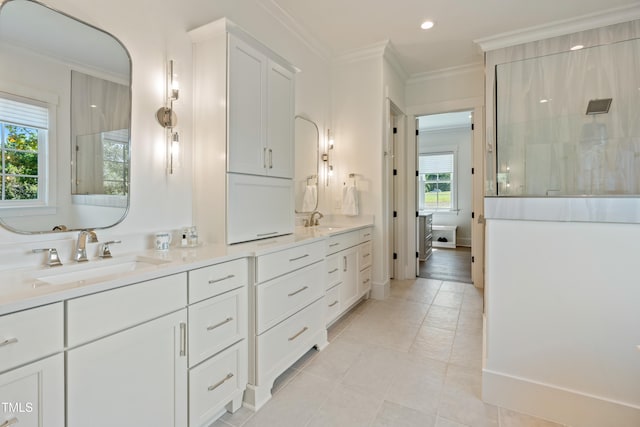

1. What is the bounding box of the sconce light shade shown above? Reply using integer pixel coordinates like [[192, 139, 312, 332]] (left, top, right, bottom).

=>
[[157, 59, 181, 174]]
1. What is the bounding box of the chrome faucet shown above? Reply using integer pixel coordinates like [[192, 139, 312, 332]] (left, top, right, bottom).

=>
[[308, 210, 324, 227], [74, 230, 98, 262], [32, 248, 63, 267]]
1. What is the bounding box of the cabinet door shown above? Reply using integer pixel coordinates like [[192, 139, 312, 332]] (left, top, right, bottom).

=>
[[227, 173, 294, 244], [0, 354, 64, 427], [339, 247, 359, 309], [227, 34, 267, 176], [67, 310, 187, 427], [266, 59, 294, 178]]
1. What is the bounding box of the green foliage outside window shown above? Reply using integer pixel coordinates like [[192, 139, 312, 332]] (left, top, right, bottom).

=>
[[2, 124, 39, 200]]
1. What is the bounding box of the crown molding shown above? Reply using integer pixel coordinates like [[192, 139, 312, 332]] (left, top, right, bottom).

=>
[[475, 3, 640, 52], [407, 62, 484, 85], [255, 0, 331, 61], [383, 42, 409, 81], [332, 40, 388, 64]]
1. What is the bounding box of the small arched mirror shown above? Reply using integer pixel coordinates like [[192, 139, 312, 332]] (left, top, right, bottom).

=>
[[0, 0, 131, 233], [294, 115, 319, 213]]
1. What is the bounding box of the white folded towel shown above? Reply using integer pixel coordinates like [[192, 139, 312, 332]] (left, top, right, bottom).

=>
[[302, 185, 317, 212], [342, 185, 359, 216]]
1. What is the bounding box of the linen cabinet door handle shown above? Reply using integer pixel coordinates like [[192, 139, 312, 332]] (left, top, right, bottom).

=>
[[0, 337, 18, 348], [328, 300, 339, 308], [288, 286, 308, 297], [263, 147, 268, 169], [269, 148, 273, 169], [208, 373, 234, 391], [289, 254, 309, 262], [208, 274, 235, 284], [288, 326, 308, 341], [179, 323, 187, 357], [0, 417, 18, 427], [207, 317, 234, 331], [343, 256, 347, 272]]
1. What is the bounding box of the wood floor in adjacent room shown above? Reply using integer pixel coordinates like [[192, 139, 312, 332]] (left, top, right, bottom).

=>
[[419, 247, 472, 284]]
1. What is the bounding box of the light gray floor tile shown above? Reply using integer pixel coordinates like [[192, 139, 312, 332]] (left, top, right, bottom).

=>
[[498, 408, 566, 427], [385, 355, 447, 415], [433, 290, 464, 309], [440, 281, 468, 294], [424, 305, 460, 331], [302, 334, 365, 381], [449, 331, 483, 369], [435, 416, 469, 427], [372, 400, 437, 427], [306, 384, 382, 427], [339, 344, 404, 400], [409, 325, 455, 362]]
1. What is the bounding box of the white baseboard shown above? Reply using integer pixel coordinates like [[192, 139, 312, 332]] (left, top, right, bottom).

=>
[[371, 278, 390, 300], [482, 369, 640, 427]]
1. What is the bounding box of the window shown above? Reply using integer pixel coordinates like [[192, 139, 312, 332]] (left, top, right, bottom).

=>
[[420, 152, 455, 211], [0, 93, 48, 206], [101, 129, 129, 196]]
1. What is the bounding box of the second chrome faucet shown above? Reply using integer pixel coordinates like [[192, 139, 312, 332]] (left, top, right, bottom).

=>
[[74, 230, 98, 262]]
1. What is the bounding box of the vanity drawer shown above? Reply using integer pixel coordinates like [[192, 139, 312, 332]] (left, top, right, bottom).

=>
[[66, 273, 187, 347], [358, 241, 372, 271], [256, 298, 324, 384], [256, 240, 325, 283], [188, 286, 246, 367], [189, 258, 248, 304], [0, 353, 64, 426], [326, 230, 360, 255], [0, 303, 63, 373], [326, 253, 342, 289], [359, 227, 373, 242], [325, 284, 341, 326], [256, 261, 325, 335], [189, 341, 246, 427], [358, 266, 372, 295]]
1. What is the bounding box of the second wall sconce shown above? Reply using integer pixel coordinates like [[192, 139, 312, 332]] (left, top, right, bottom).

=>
[[322, 128, 334, 186], [156, 59, 180, 174]]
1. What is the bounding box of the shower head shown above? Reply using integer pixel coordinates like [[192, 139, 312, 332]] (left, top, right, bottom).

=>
[[586, 98, 612, 115]]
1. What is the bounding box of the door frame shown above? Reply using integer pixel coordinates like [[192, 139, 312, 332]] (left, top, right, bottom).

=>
[[405, 97, 485, 287]]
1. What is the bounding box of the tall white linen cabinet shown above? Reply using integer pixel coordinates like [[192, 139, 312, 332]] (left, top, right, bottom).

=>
[[189, 18, 296, 245]]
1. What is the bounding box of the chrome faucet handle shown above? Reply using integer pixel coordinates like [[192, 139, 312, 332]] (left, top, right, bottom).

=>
[[32, 248, 63, 267], [99, 240, 122, 258]]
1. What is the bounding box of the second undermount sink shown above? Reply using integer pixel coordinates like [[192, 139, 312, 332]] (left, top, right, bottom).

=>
[[33, 256, 170, 286]]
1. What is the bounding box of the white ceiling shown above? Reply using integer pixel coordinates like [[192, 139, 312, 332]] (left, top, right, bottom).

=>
[[269, 0, 640, 76]]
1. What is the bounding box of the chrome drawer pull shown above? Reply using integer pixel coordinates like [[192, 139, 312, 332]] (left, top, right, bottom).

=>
[[328, 300, 339, 308], [207, 317, 234, 331], [363, 278, 370, 284], [329, 243, 339, 247], [179, 323, 186, 357], [208, 274, 235, 284], [208, 373, 234, 391], [363, 233, 370, 238], [0, 337, 18, 348], [288, 326, 308, 341], [288, 286, 308, 297], [289, 254, 309, 262], [362, 253, 371, 258], [328, 268, 339, 274], [0, 418, 18, 427], [257, 231, 278, 237]]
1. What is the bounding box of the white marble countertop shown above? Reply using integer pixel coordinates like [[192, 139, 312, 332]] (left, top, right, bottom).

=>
[[0, 220, 374, 316]]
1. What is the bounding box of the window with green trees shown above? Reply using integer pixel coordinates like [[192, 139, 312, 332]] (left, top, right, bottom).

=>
[[420, 152, 454, 211], [0, 94, 48, 204]]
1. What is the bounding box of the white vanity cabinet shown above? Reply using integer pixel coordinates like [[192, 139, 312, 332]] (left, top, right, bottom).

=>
[[0, 303, 64, 427], [187, 259, 248, 427], [325, 227, 373, 326], [190, 18, 296, 245], [245, 240, 328, 410], [66, 274, 188, 427]]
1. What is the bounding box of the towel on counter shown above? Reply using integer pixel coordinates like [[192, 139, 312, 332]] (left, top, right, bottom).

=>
[[342, 185, 359, 216], [302, 185, 317, 212]]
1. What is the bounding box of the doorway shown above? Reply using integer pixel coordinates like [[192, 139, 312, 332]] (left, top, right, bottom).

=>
[[416, 111, 473, 283]]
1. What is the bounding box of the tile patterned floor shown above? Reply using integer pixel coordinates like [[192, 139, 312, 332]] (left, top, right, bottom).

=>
[[213, 278, 566, 427]]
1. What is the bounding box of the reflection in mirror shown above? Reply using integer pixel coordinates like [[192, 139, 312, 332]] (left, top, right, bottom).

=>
[[0, 0, 131, 233], [294, 115, 319, 213]]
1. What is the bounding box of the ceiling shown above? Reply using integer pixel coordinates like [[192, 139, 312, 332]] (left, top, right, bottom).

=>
[[268, 0, 640, 76]]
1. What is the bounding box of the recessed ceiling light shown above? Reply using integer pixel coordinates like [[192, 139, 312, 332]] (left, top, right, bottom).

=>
[[420, 20, 435, 30], [570, 44, 584, 51]]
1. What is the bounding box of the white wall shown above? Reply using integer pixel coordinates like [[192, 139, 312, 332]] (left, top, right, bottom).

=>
[[418, 127, 472, 246], [0, 0, 330, 271], [483, 219, 640, 426]]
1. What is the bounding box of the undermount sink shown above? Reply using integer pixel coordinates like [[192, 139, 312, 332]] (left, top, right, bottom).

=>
[[314, 224, 349, 232], [33, 256, 170, 286]]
